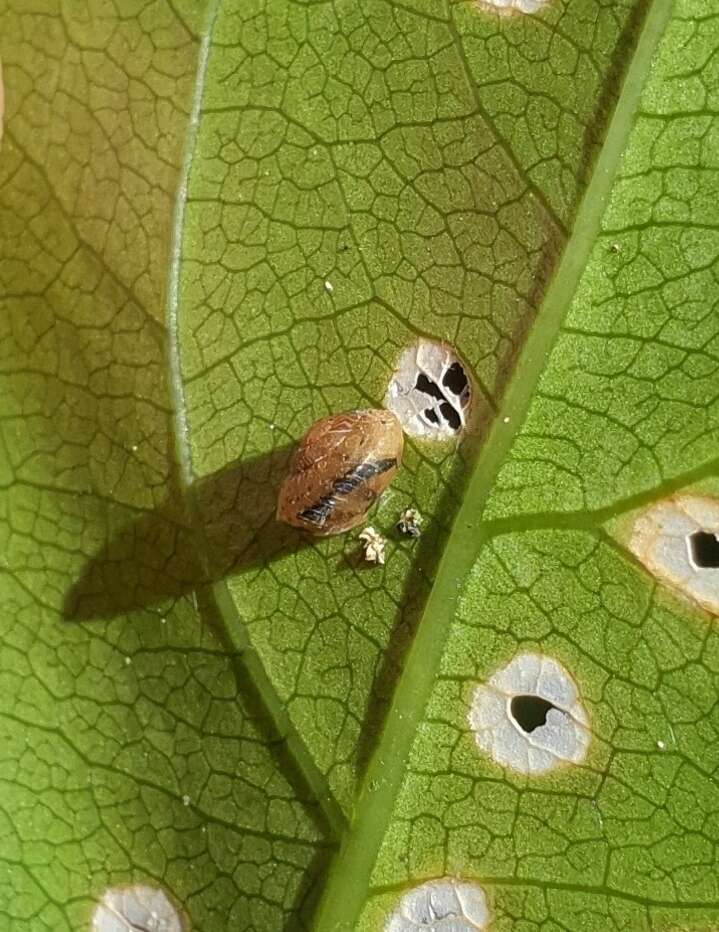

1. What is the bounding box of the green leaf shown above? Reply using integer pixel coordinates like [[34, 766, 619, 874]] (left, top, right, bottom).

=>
[[0, 3, 327, 929], [2, 0, 717, 930]]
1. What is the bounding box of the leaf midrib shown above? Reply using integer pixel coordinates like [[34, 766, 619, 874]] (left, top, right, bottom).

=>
[[312, 0, 675, 927]]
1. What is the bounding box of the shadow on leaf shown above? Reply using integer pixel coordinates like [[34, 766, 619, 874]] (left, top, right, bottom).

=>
[[63, 444, 306, 620]]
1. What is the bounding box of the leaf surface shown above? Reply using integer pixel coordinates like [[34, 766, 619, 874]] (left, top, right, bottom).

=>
[[315, 0, 719, 928], [2, 0, 718, 930], [177, 0, 646, 815], [0, 4, 327, 929]]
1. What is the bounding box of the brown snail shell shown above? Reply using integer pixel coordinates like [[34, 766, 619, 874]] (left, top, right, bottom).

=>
[[276, 409, 404, 536]]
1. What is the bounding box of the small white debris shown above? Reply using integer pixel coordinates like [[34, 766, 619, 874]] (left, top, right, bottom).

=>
[[384, 339, 472, 441], [124, 657, 131, 666], [181, 795, 191, 807], [397, 508, 422, 539], [469, 653, 591, 775], [627, 495, 719, 616], [324, 280, 334, 293], [657, 740, 666, 750], [385, 878, 489, 931], [359, 526, 386, 565], [92, 884, 184, 932], [503, 416, 510, 423]]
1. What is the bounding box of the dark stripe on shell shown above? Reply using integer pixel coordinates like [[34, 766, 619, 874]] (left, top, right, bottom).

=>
[[298, 457, 397, 528]]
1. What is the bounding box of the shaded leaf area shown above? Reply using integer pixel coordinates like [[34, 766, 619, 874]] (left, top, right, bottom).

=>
[[356, 4, 719, 928], [362, 527, 719, 929], [178, 0, 645, 811], [64, 446, 298, 621], [0, 3, 328, 929], [487, 0, 719, 520]]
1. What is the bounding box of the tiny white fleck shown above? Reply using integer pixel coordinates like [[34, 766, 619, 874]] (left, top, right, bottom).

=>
[[385, 877, 489, 931], [503, 416, 510, 423], [131, 444, 138, 452], [124, 657, 131, 666], [324, 280, 334, 293], [591, 800, 605, 829], [182, 795, 191, 807], [92, 884, 184, 932], [160, 617, 166, 624], [657, 740, 666, 750]]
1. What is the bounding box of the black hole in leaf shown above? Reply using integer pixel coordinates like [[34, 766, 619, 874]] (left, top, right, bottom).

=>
[[439, 401, 461, 431], [415, 372, 445, 401], [689, 531, 719, 568], [423, 408, 439, 425], [510, 695, 556, 733], [442, 361, 469, 399]]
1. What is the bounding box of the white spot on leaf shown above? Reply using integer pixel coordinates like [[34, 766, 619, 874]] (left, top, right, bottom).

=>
[[385, 878, 489, 931], [628, 495, 719, 615], [92, 885, 184, 932], [475, 0, 547, 15], [384, 340, 472, 441], [469, 653, 590, 775]]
